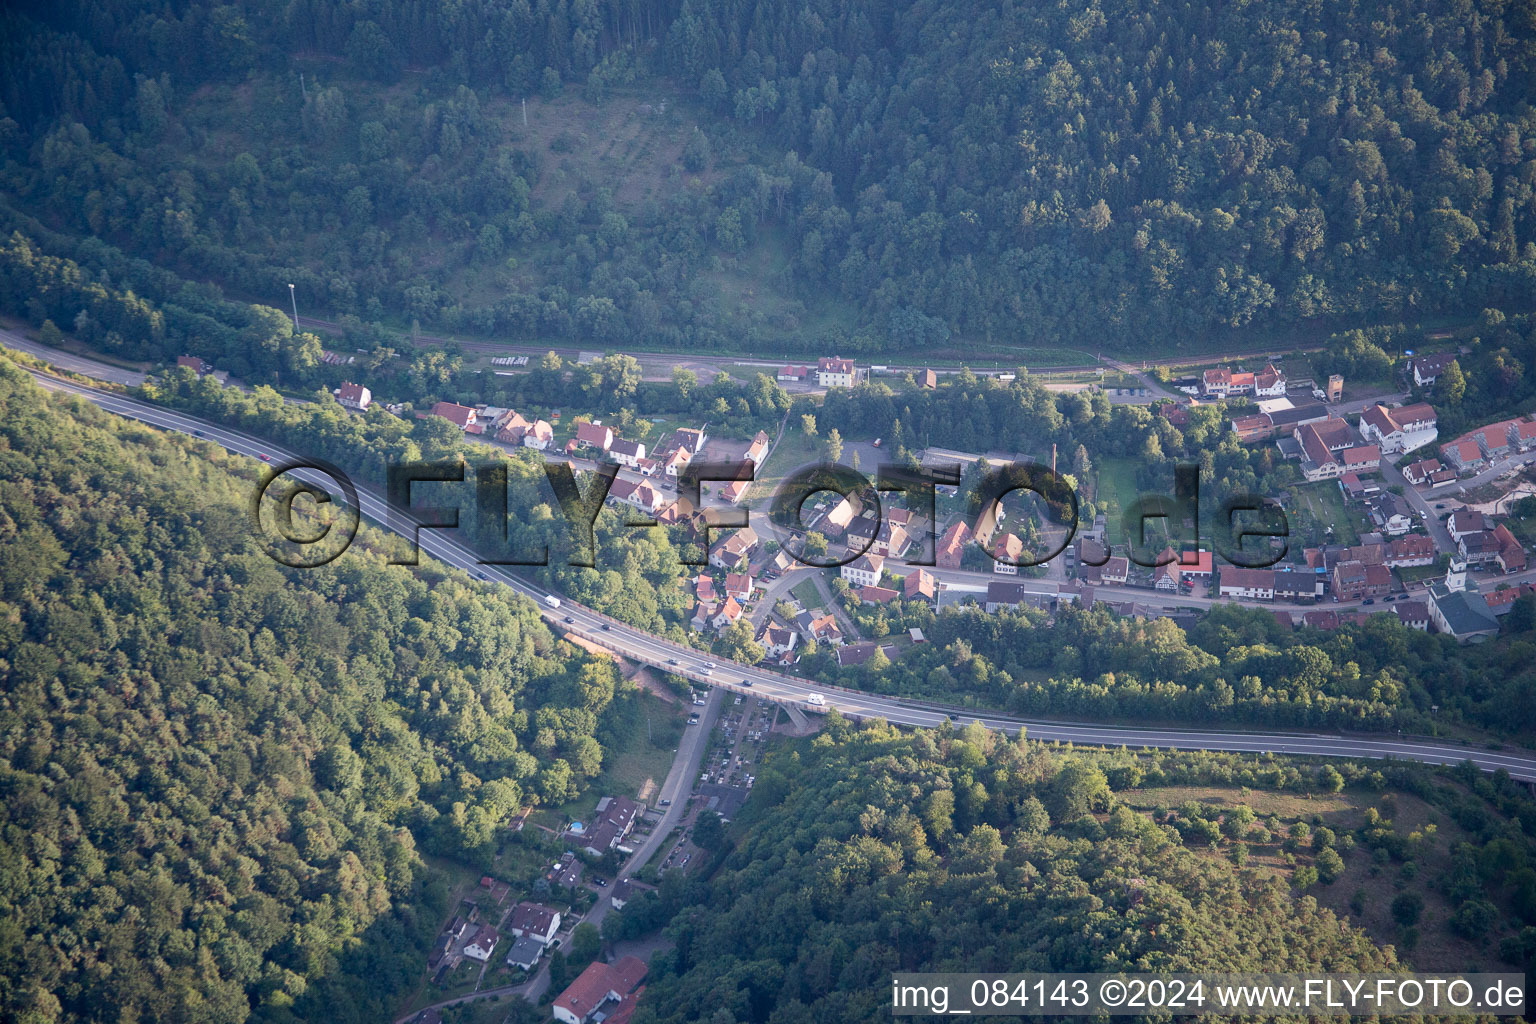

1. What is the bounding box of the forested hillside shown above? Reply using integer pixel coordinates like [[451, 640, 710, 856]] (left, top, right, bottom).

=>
[[630, 718, 1424, 1024], [0, 357, 650, 1023], [3, 0, 1535, 359]]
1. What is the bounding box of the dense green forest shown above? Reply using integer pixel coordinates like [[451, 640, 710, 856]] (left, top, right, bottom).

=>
[[3, 0, 1536, 364], [813, 597, 1536, 735], [621, 718, 1536, 1024], [0, 357, 662, 1023]]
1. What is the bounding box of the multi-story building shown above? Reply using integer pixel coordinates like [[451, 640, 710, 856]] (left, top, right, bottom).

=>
[[1358, 402, 1438, 454], [841, 552, 885, 588], [1218, 567, 1276, 600], [816, 356, 857, 388]]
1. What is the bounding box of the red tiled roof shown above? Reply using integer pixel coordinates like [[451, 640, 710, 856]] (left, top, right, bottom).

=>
[[431, 401, 476, 429]]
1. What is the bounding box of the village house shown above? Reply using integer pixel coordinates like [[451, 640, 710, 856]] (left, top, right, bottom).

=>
[[609, 878, 655, 911], [493, 410, 531, 443], [572, 796, 642, 858], [1459, 529, 1504, 568], [1100, 555, 1130, 585], [838, 641, 895, 668], [776, 365, 809, 382], [761, 626, 798, 660], [507, 902, 562, 947], [662, 447, 692, 477], [522, 419, 554, 450], [903, 568, 937, 603], [709, 527, 759, 569], [1471, 422, 1513, 461], [1402, 457, 1453, 486], [609, 437, 646, 466], [858, 584, 900, 604], [575, 422, 614, 452], [816, 496, 858, 537], [722, 572, 753, 602], [936, 520, 972, 569], [991, 533, 1024, 575], [842, 552, 886, 588], [462, 925, 500, 962], [334, 381, 372, 411], [744, 430, 771, 466], [547, 852, 583, 889], [1254, 363, 1286, 397], [1294, 417, 1364, 481], [1441, 437, 1486, 474], [1448, 509, 1488, 542], [1273, 568, 1322, 601], [1358, 402, 1438, 454], [1218, 566, 1276, 600], [1367, 492, 1414, 535], [1386, 533, 1436, 568], [1407, 353, 1458, 388], [983, 580, 1064, 613], [1331, 560, 1392, 601], [711, 596, 744, 629], [430, 401, 480, 433], [505, 935, 545, 971], [816, 356, 857, 388], [553, 956, 648, 1024], [1495, 523, 1528, 573], [1395, 600, 1430, 630], [796, 611, 842, 645]]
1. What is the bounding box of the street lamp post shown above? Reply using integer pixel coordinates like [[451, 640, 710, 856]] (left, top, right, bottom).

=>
[[287, 283, 299, 333]]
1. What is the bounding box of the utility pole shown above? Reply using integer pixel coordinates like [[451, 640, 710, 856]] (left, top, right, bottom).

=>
[[522, 97, 528, 126], [299, 72, 307, 102], [287, 283, 299, 333]]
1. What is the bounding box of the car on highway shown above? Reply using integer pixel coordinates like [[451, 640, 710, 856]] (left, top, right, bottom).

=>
[[705, 661, 717, 669], [805, 693, 826, 707], [700, 668, 713, 676], [667, 658, 680, 666], [259, 453, 270, 461], [563, 616, 575, 624], [659, 799, 671, 807], [741, 679, 753, 687], [192, 430, 203, 437], [476, 572, 488, 581], [601, 623, 611, 631]]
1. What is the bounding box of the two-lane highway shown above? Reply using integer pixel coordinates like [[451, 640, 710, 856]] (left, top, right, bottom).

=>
[[26, 367, 1536, 781]]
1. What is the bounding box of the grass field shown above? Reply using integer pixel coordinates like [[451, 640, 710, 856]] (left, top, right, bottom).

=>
[[1290, 481, 1361, 545], [1094, 457, 1142, 546], [791, 578, 823, 610], [750, 423, 822, 502]]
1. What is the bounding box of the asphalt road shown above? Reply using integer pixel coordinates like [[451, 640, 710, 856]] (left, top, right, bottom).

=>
[[0, 326, 148, 386], [26, 369, 1536, 781]]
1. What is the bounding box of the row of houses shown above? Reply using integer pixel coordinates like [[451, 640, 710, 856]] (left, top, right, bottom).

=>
[[1075, 539, 1215, 592], [1200, 363, 1287, 398], [1438, 416, 1536, 475], [1289, 417, 1382, 482], [1446, 510, 1527, 572], [1229, 400, 1331, 442]]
